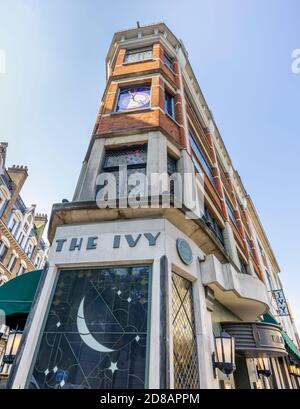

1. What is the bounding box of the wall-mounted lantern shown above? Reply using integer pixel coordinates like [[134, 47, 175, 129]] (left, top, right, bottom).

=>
[[212, 332, 236, 377], [257, 357, 272, 377], [2, 331, 22, 364]]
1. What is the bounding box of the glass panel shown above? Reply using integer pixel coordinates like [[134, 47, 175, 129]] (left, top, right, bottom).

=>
[[203, 207, 224, 245], [29, 265, 151, 389], [164, 53, 173, 70], [165, 92, 174, 117], [124, 48, 152, 63], [226, 199, 238, 226], [172, 273, 199, 389], [167, 155, 177, 175], [239, 257, 248, 274], [190, 132, 215, 185], [246, 235, 254, 256]]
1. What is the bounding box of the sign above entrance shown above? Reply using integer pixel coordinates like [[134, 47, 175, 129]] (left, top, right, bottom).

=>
[[55, 232, 161, 253], [176, 238, 193, 265]]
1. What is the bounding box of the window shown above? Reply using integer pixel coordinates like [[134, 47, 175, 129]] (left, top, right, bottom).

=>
[[172, 272, 199, 389], [0, 243, 8, 262], [18, 233, 25, 246], [164, 53, 173, 70], [226, 199, 238, 226], [29, 265, 152, 389], [167, 155, 177, 195], [266, 270, 274, 291], [9, 218, 17, 232], [239, 257, 248, 275], [115, 86, 151, 112], [164, 90, 175, 118], [27, 244, 33, 257], [17, 264, 24, 276], [203, 207, 224, 245], [35, 257, 40, 268], [23, 223, 29, 233], [167, 155, 177, 175], [124, 47, 152, 63], [258, 240, 264, 257], [97, 146, 147, 198], [7, 255, 16, 272], [189, 131, 215, 184], [246, 234, 254, 257]]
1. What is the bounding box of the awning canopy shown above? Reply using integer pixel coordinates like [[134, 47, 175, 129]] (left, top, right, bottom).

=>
[[263, 313, 300, 363], [0, 269, 42, 316], [282, 330, 300, 362]]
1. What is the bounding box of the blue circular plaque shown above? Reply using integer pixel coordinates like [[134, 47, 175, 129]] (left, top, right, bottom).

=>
[[176, 238, 193, 265]]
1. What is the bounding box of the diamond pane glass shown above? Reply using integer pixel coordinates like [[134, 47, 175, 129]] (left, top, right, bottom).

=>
[[172, 273, 199, 389], [28, 265, 151, 389], [104, 147, 147, 168]]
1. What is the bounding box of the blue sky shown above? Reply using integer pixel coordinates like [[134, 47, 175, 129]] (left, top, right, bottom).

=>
[[0, 0, 299, 330]]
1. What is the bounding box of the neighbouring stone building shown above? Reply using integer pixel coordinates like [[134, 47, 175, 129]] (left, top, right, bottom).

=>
[[0, 143, 48, 283], [8, 23, 300, 389]]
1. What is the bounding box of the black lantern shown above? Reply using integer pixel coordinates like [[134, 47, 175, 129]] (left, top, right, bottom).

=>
[[213, 332, 236, 377], [257, 357, 272, 377], [2, 330, 22, 364]]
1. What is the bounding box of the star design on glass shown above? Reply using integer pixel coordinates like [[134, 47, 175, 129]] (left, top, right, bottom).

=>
[[29, 265, 151, 389], [108, 361, 118, 374]]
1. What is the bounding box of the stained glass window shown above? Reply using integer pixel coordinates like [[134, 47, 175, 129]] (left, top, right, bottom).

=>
[[28, 265, 151, 389], [172, 272, 199, 389]]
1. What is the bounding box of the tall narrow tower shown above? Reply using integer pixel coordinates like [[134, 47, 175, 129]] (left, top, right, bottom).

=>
[[10, 23, 298, 390]]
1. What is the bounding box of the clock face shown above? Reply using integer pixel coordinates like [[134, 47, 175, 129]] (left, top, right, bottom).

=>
[[116, 86, 151, 112]]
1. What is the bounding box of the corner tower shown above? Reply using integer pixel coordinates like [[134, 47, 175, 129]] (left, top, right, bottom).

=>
[[10, 23, 297, 390]]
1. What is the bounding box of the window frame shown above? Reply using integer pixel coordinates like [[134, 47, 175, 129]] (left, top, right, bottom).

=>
[[123, 47, 153, 64], [98, 145, 148, 198], [226, 198, 238, 227], [163, 53, 174, 71], [189, 130, 215, 185], [164, 89, 175, 119], [114, 85, 151, 113], [203, 206, 224, 245], [26, 264, 153, 389]]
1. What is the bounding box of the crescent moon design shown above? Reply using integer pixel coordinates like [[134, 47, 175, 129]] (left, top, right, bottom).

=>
[[76, 297, 115, 353]]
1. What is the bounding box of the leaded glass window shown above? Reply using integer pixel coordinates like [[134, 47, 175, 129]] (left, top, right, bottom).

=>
[[96, 146, 147, 198], [28, 265, 151, 389], [172, 272, 199, 389]]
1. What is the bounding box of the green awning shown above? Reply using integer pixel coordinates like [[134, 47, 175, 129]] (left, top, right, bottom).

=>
[[263, 313, 300, 362], [282, 330, 300, 361], [0, 269, 42, 316], [262, 312, 278, 325]]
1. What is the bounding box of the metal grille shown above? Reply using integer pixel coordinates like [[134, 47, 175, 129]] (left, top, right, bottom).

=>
[[104, 146, 147, 168], [172, 273, 200, 389]]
